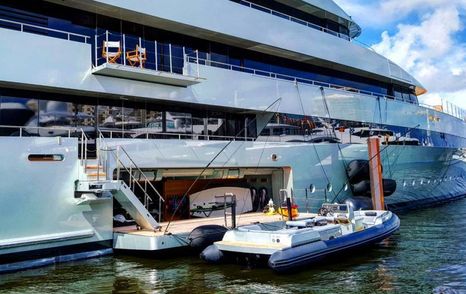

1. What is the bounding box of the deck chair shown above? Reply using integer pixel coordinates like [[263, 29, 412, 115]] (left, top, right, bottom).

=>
[[126, 45, 147, 67], [102, 41, 121, 63]]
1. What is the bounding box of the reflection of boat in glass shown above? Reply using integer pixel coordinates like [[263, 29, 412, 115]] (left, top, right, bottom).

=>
[[347, 128, 420, 145], [0, 102, 35, 135], [258, 123, 340, 143], [1, 0, 466, 273], [23, 100, 95, 137]]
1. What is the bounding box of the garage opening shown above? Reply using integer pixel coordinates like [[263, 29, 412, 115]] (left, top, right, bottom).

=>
[[113, 167, 292, 224]]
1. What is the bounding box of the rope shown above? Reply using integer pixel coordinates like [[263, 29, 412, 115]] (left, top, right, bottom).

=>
[[163, 97, 283, 234], [330, 124, 421, 203]]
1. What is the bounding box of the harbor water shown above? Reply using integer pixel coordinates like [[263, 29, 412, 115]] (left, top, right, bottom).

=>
[[2, 199, 466, 293]]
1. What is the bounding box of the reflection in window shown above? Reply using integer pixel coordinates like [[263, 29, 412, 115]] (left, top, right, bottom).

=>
[[75, 104, 96, 137], [37, 100, 74, 137], [208, 118, 225, 136], [192, 116, 206, 138], [145, 110, 163, 133], [166, 112, 192, 134], [0, 96, 37, 136], [122, 106, 144, 131]]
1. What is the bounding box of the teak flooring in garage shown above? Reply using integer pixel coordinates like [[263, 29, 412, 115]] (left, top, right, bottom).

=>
[[114, 212, 316, 237]]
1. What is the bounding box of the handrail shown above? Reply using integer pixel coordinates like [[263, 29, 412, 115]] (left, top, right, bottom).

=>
[[97, 130, 165, 222], [420, 102, 466, 121], [0, 125, 83, 137], [187, 56, 400, 102], [99, 128, 256, 141], [0, 17, 90, 43], [95, 30, 187, 75], [80, 128, 88, 172], [187, 57, 466, 121], [232, 0, 351, 41]]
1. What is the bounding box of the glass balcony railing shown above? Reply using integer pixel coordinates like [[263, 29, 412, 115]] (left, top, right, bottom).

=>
[[2, 16, 464, 121], [419, 101, 466, 121], [95, 31, 187, 75], [185, 56, 466, 121], [187, 56, 397, 99], [231, 0, 351, 41]]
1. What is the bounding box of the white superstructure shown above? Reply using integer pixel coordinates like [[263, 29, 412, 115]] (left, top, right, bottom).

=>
[[0, 0, 465, 270]]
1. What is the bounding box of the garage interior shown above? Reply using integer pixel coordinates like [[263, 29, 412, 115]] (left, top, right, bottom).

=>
[[114, 167, 292, 222]]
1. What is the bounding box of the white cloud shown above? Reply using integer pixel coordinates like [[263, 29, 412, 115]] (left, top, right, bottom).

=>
[[335, 0, 466, 28], [335, 0, 466, 110]]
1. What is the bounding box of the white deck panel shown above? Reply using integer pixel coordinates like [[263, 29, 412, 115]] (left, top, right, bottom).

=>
[[113, 212, 315, 251], [92, 63, 203, 87]]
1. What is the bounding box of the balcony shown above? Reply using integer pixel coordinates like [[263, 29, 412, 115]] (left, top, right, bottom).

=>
[[93, 31, 204, 87], [184, 56, 466, 121], [231, 0, 351, 41], [0, 17, 90, 44]]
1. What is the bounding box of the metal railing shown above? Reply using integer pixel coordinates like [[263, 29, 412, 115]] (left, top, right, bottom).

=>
[[0, 124, 86, 137], [94, 31, 188, 76], [186, 56, 402, 101], [185, 56, 466, 121], [80, 129, 89, 174], [419, 101, 466, 121], [0, 17, 91, 44], [98, 130, 165, 222], [98, 128, 256, 141], [232, 0, 351, 41]]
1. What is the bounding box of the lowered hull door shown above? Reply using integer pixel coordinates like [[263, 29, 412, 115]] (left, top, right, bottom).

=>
[[112, 181, 160, 231]]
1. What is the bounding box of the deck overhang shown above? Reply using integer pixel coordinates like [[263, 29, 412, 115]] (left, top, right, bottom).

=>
[[92, 63, 204, 87]]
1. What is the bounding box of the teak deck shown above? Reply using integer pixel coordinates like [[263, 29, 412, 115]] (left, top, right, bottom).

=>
[[114, 212, 316, 237]]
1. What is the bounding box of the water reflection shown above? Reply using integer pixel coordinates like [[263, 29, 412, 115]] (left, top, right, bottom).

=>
[[3, 199, 466, 293]]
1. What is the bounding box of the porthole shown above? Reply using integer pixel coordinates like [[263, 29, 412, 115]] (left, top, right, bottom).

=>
[[326, 183, 333, 193], [28, 154, 64, 162]]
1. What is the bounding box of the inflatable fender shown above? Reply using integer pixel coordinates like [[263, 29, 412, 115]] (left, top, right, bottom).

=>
[[347, 160, 384, 184], [188, 225, 228, 251], [345, 196, 373, 210], [351, 179, 396, 197], [200, 244, 224, 264]]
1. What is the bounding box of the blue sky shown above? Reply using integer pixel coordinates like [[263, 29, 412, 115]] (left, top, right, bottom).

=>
[[334, 0, 466, 109]]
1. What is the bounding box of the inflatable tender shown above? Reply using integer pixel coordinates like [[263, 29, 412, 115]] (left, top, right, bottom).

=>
[[201, 203, 399, 272]]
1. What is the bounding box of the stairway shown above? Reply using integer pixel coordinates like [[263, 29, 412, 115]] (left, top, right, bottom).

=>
[[77, 131, 164, 231], [76, 180, 160, 231], [83, 159, 107, 181]]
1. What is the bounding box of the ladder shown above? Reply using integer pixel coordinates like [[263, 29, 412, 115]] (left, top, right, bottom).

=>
[[77, 130, 165, 228]]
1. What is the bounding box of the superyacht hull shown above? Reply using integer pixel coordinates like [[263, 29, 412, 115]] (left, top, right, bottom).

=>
[[0, 0, 465, 273]]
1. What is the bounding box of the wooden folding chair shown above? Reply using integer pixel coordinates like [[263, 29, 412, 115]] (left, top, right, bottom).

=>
[[126, 45, 147, 67], [102, 41, 121, 63]]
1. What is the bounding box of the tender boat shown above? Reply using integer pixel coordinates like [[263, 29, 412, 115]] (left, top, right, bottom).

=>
[[201, 203, 400, 272]]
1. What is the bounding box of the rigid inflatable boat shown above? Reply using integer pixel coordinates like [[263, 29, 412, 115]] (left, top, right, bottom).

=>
[[201, 203, 400, 272]]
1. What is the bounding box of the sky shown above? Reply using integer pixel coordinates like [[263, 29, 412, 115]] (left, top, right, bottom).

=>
[[334, 0, 466, 109]]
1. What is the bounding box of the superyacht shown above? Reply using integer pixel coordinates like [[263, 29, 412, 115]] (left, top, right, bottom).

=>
[[0, 0, 465, 271]]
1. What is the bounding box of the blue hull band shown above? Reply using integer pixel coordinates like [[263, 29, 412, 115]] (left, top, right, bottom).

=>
[[268, 214, 400, 272]]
